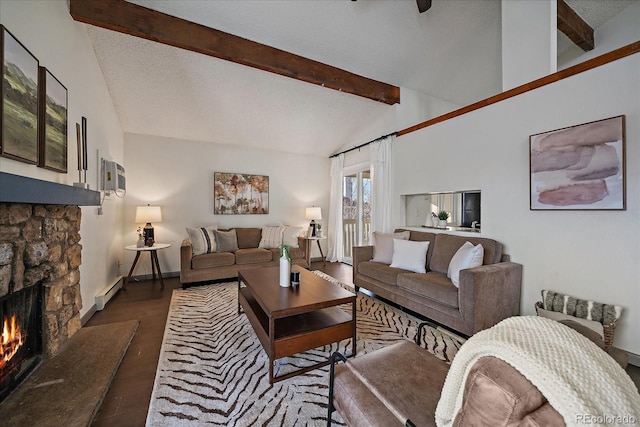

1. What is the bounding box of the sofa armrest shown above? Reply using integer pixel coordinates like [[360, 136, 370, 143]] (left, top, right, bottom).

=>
[[352, 245, 374, 282], [180, 239, 193, 279], [297, 236, 307, 256], [458, 262, 522, 334]]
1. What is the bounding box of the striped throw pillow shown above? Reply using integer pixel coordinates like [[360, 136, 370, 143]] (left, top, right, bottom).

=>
[[258, 226, 285, 249], [186, 226, 217, 256]]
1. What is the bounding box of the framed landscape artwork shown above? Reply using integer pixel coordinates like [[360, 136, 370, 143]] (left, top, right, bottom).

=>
[[1, 26, 39, 164], [39, 67, 68, 172], [530, 115, 626, 210], [214, 172, 269, 215]]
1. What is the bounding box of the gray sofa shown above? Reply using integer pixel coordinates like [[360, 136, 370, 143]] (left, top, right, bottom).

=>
[[353, 229, 522, 336], [180, 227, 308, 287]]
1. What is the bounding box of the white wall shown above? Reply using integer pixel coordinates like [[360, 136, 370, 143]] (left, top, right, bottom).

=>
[[122, 133, 331, 274], [335, 86, 460, 162], [393, 54, 640, 354], [0, 1, 125, 319], [502, 0, 557, 91]]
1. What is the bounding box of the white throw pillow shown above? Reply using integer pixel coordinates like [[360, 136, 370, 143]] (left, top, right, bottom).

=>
[[282, 226, 304, 248], [390, 239, 429, 273], [447, 242, 484, 287], [258, 226, 285, 249], [372, 231, 410, 264], [186, 225, 217, 256]]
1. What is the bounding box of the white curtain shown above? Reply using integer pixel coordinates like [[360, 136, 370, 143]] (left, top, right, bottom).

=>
[[327, 154, 344, 262], [370, 135, 394, 234]]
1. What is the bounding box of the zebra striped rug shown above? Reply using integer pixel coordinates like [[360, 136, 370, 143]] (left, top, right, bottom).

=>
[[146, 271, 464, 426]]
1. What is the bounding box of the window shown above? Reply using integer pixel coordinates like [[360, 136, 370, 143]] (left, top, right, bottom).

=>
[[342, 169, 371, 264]]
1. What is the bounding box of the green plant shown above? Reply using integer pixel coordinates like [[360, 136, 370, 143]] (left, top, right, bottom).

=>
[[437, 210, 449, 220], [279, 244, 292, 264]]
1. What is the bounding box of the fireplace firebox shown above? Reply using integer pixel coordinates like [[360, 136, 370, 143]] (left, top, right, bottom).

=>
[[0, 283, 42, 403]]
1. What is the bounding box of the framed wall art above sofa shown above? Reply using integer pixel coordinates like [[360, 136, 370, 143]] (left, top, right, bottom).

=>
[[214, 172, 269, 215]]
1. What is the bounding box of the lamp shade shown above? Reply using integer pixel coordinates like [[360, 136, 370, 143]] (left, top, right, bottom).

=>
[[305, 207, 322, 221], [135, 205, 162, 224]]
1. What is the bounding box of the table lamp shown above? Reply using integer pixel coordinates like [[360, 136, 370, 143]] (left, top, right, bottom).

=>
[[136, 205, 162, 246], [305, 206, 322, 237]]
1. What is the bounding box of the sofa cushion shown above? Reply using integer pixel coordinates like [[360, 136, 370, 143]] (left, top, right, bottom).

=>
[[234, 228, 262, 249], [397, 272, 459, 308], [372, 231, 410, 264], [334, 340, 449, 427], [429, 234, 501, 274], [192, 252, 235, 269], [186, 226, 217, 255], [269, 247, 305, 260], [447, 242, 484, 287], [214, 229, 239, 252], [258, 226, 285, 249], [236, 248, 273, 265], [390, 239, 429, 273], [358, 261, 407, 286]]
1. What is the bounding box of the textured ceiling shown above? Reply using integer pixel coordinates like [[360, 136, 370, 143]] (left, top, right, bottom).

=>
[[85, 0, 635, 157]]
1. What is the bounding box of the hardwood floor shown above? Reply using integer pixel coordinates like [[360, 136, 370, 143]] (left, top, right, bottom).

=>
[[86, 262, 351, 426]]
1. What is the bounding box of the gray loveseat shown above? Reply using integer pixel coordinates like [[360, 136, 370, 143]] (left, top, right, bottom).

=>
[[353, 229, 522, 336], [180, 227, 308, 287]]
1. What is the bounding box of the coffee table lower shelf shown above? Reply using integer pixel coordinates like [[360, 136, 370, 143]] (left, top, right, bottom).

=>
[[238, 287, 355, 383]]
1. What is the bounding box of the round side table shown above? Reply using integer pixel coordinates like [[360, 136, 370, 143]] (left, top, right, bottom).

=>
[[124, 243, 171, 289]]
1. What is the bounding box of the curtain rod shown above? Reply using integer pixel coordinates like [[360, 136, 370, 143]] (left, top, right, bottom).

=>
[[329, 132, 397, 158]]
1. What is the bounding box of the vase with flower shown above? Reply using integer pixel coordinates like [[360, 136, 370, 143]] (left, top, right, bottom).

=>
[[279, 244, 292, 287], [136, 227, 145, 247]]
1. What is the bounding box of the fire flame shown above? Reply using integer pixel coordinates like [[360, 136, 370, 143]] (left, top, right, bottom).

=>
[[1, 313, 25, 370]]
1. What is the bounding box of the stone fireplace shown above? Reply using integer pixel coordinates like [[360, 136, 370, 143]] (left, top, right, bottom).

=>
[[0, 203, 83, 358], [0, 172, 100, 400], [0, 203, 82, 402]]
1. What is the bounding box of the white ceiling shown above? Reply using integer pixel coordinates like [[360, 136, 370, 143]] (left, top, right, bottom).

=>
[[84, 0, 634, 157]]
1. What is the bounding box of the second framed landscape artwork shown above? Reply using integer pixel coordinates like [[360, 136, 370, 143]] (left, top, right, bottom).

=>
[[39, 67, 68, 172]]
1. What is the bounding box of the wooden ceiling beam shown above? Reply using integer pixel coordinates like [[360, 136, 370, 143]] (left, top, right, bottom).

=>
[[69, 0, 400, 105], [557, 0, 594, 51]]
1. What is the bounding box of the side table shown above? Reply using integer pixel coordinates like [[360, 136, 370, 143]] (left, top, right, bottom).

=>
[[302, 236, 327, 267], [124, 243, 171, 289]]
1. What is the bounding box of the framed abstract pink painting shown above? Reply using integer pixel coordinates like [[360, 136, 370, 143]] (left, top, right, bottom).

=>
[[530, 115, 626, 210]]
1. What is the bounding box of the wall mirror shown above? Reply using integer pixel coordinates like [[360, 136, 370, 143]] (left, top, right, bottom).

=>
[[404, 190, 481, 231]]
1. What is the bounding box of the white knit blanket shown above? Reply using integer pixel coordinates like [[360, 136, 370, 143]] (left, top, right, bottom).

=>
[[435, 316, 640, 427]]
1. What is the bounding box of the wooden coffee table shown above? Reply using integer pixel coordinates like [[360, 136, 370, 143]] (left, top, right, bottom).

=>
[[238, 265, 356, 383]]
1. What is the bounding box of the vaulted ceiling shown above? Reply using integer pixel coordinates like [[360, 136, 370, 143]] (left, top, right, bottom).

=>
[[78, 0, 635, 157]]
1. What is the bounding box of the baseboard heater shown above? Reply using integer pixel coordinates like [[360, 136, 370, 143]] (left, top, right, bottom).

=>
[[95, 277, 123, 310]]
